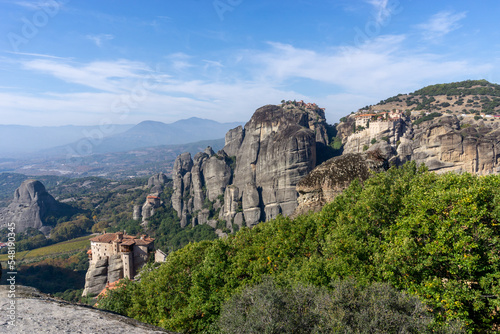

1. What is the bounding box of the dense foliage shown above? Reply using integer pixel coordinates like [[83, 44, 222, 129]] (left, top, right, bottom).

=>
[[1, 252, 89, 296], [217, 278, 445, 334], [99, 163, 500, 333]]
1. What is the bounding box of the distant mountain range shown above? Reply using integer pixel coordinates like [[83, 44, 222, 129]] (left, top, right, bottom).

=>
[[77, 118, 242, 154], [1, 117, 243, 157], [0, 124, 134, 156]]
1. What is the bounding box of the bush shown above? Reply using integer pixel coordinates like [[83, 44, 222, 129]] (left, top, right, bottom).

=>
[[219, 277, 324, 334], [413, 112, 442, 126], [219, 278, 441, 334]]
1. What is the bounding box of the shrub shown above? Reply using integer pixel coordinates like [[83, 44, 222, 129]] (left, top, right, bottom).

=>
[[218, 278, 441, 334]]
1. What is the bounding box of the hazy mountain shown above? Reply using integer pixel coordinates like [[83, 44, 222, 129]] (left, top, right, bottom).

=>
[[59, 117, 243, 155], [0, 124, 133, 157]]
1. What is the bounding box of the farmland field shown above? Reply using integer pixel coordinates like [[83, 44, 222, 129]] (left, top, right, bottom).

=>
[[0, 234, 93, 263]]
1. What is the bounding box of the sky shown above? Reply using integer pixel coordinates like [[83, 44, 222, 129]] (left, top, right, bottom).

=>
[[0, 0, 499, 126]]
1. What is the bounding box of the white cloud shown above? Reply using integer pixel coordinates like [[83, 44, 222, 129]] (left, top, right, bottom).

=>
[[12, 1, 53, 9], [365, 0, 389, 24], [248, 36, 490, 95], [3, 51, 69, 59], [22, 58, 149, 92], [86, 34, 115, 47], [416, 11, 467, 41], [1, 36, 493, 126]]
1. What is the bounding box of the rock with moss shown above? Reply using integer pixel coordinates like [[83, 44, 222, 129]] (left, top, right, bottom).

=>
[[294, 152, 388, 217]]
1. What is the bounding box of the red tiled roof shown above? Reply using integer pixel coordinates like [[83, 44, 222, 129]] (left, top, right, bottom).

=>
[[147, 195, 160, 199], [135, 238, 154, 246], [90, 232, 154, 245], [98, 280, 123, 298], [121, 239, 135, 246], [90, 232, 121, 243]]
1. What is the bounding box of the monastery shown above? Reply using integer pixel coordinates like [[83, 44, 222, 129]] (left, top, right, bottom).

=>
[[88, 232, 154, 279]]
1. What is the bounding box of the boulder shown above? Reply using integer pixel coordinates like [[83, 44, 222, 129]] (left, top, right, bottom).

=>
[[294, 152, 388, 217]]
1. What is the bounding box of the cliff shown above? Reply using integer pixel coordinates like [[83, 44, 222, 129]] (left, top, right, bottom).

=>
[[0, 179, 61, 235], [171, 102, 330, 229], [338, 80, 500, 174]]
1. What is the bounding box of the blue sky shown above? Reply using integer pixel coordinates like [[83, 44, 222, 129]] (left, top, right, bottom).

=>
[[0, 0, 499, 126]]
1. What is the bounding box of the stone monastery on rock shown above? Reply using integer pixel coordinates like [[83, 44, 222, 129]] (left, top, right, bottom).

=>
[[82, 231, 155, 296]]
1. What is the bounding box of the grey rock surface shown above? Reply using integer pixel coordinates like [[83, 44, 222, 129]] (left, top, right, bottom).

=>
[[339, 113, 500, 175], [0, 285, 173, 333], [148, 172, 168, 193], [294, 152, 388, 217], [82, 258, 109, 297], [0, 179, 60, 234], [171, 103, 329, 229], [107, 254, 124, 283]]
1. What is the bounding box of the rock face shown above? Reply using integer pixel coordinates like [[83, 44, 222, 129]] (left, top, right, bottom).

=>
[[83, 258, 110, 297], [0, 180, 60, 235], [339, 113, 500, 174], [133, 173, 167, 223], [171, 103, 330, 229], [294, 152, 388, 216], [148, 172, 168, 193]]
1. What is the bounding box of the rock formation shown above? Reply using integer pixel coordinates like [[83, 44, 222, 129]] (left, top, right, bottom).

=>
[[83, 257, 111, 297], [294, 152, 388, 217], [133, 173, 167, 223], [171, 102, 330, 229], [0, 179, 61, 235], [339, 113, 500, 175], [147, 172, 168, 193], [337, 80, 500, 175]]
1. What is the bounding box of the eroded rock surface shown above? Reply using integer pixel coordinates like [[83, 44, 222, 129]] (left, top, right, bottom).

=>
[[0, 180, 60, 235], [294, 152, 388, 216], [339, 114, 500, 174], [172, 103, 330, 229], [0, 285, 172, 333]]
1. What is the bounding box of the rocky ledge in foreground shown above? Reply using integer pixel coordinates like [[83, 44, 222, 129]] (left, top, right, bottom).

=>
[[0, 285, 175, 334]]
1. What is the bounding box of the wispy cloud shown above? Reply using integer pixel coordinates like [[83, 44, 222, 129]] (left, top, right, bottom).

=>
[[247, 35, 490, 98], [3, 51, 69, 59], [22, 58, 149, 92], [10, 0, 63, 12], [365, 0, 389, 24], [1, 35, 493, 126], [86, 34, 114, 47], [416, 11, 467, 41]]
